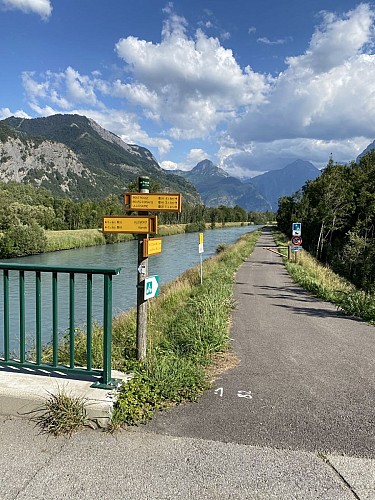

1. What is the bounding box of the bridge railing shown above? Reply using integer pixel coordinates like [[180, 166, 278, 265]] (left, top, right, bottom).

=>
[[0, 263, 121, 389]]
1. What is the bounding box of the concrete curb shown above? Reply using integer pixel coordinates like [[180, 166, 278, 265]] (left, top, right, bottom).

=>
[[0, 367, 131, 428]]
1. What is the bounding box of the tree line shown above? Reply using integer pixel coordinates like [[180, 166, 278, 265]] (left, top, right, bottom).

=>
[[277, 151, 375, 292], [0, 181, 274, 258]]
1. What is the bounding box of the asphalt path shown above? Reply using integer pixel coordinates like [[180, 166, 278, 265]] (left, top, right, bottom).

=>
[[146, 228, 375, 458]]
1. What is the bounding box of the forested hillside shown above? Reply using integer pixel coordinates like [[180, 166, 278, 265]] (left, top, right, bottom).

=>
[[277, 152, 375, 292]]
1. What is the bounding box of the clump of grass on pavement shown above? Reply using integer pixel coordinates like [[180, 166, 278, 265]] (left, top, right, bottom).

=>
[[30, 386, 91, 436]]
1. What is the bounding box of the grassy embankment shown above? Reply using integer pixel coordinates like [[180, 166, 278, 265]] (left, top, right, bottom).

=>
[[50, 229, 261, 429], [45, 222, 251, 252], [272, 229, 375, 324]]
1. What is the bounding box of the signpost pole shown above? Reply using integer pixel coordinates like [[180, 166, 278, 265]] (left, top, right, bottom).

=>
[[199, 232, 204, 285], [136, 176, 149, 361]]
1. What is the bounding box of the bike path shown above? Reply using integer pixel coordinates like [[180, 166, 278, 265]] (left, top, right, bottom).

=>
[[145, 228, 375, 458]]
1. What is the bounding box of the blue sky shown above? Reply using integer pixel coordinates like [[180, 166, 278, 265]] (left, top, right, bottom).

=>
[[1, 0, 375, 177]]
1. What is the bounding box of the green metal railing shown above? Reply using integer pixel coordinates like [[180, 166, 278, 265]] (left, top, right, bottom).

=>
[[0, 263, 121, 389]]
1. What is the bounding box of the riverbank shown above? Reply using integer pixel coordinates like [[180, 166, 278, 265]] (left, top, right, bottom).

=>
[[45, 222, 253, 252]]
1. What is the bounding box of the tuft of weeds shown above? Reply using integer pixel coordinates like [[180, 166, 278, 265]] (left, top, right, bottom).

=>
[[29, 386, 91, 436]]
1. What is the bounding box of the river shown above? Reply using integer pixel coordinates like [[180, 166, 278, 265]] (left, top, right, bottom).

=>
[[1, 225, 261, 352]]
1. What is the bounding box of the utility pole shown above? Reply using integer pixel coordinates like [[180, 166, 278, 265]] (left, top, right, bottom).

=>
[[136, 176, 149, 360]]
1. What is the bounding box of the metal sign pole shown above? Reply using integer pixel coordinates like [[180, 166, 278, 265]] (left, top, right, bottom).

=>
[[136, 176, 149, 361]]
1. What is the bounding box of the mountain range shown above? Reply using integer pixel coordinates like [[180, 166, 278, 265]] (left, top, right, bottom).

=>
[[168, 158, 321, 211], [1, 113, 373, 212], [0, 114, 200, 204]]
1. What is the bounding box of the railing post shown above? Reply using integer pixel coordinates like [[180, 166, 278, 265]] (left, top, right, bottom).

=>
[[52, 271, 58, 367], [0, 264, 121, 389], [86, 274, 93, 372], [102, 274, 113, 386], [35, 271, 42, 364], [3, 270, 9, 361], [19, 271, 25, 363], [69, 272, 75, 368]]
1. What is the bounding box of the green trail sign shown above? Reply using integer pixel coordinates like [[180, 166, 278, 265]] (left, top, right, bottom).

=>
[[144, 275, 159, 300]]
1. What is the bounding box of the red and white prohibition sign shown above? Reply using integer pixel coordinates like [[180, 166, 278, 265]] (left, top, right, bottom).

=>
[[291, 235, 302, 246]]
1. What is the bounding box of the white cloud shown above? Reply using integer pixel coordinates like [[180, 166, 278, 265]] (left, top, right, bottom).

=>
[[0, 107, 30, 119], [115, 10, 268, 140], [16, 3, 375, 176], [229, 3, 375, 149], [21, 69, 172, 156], [219, 137, 370, 178], [160, 160, 178, 170], [257, 37, 288, 45], [0, 0, 52, 19], [160, 148, 209, 172]]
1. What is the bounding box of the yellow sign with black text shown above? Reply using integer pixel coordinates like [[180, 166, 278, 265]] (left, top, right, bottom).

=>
[[124, 193, 182, 212], [102, 215, 158, 234], [143, 238, 162, 257]]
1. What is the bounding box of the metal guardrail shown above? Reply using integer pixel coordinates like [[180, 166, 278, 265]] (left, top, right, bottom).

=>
[[0, 263, 121, 389]]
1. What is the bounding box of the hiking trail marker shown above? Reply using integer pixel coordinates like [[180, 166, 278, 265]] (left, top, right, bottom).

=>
[[103, 177, 182, 360]]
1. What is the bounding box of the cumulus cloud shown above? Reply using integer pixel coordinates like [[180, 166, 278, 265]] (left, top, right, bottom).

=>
[[17, 3, 375, 175], [0, 107, 30, 119], [0, 0, 52, 19], [21, 69, 172, 156], [115, 10, 268, 140], [228, 3, 375, 148], [220, 137, 370, 178], [160, 148, 210, 172]]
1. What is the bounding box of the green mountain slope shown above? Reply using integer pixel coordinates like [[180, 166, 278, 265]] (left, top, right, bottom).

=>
[[1, 114, 200, 203]]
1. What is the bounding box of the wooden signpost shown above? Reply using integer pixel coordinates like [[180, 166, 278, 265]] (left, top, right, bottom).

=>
[[102, 177, 182, 360]]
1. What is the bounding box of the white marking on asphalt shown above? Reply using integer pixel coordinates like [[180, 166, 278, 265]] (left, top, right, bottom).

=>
[[237, 390, 253, 399], [214, 387, 224, 397]]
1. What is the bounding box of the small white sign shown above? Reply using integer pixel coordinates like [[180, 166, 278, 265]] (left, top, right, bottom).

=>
[[292, 222, 302, 236], [144, 275, 159, 300]]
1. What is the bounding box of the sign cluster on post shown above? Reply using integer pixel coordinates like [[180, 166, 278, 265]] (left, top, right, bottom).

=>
[[101, 177, 182, 360], [291, 222, 303, 254]]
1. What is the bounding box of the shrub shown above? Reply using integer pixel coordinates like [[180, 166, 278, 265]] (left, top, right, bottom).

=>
[[0, 222, 47, 258]]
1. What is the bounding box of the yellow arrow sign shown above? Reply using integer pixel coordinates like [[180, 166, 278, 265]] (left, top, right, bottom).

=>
[[143, 238, 162, 257], [102, 215, 158, 234], [124, 193, 182, 212]]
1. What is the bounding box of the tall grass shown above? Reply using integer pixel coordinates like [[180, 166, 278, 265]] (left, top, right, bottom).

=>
[[272, 228, 375, 324], [45, 229, 134, 251]]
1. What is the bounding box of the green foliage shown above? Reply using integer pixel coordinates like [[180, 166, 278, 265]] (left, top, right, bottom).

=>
[[185, 221, 206, 233], [276, 152, 375, 292], [216, 243, 228, 253], [0, 222, 47, 258], [110, 372, 161, 427], [337, 290, 375, 323]]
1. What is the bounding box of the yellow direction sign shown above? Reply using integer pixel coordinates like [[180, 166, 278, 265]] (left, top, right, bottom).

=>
[[124, 193, 182, 212], [143, 238, 162, 257], [102, 215, 158, 234]]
